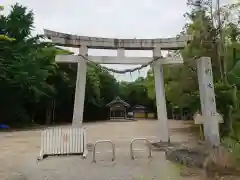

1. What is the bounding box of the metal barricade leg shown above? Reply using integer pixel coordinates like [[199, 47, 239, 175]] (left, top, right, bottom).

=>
[[82, 128, 88, 159], [130, 138, 152, 160], [92, 140, 115, 163]]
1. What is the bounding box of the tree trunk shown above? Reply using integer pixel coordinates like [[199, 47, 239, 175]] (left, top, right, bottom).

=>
[[171, 106, 174, 120], [180, 108, 183, 120], [52, 100, 56, 124], [227, 105, 233, 136], [45, 101, 54, 125], [45, 107, 51, 125]]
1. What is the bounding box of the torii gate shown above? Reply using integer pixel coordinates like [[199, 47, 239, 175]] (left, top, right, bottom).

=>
[[44, 29, 220, 146]]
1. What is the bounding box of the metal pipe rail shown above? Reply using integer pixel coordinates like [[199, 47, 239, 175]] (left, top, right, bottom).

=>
[[130, 138, 152, 160], [92, 140, 115, 163]]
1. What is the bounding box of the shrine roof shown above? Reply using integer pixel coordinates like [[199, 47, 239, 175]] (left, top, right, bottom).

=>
[[106, 96, 130, 107], [131, 105, 147, 110]]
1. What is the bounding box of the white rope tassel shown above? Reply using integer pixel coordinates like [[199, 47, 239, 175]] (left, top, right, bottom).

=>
[[138, 69, 141, 76]]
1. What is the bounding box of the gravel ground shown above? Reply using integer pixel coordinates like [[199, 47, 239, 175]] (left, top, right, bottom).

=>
[[1, 120, 201, 180]]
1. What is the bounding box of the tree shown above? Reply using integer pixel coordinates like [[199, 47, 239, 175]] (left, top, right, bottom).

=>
[[143, 0, 240, 126], [0, 3, 123, 125], [0, 4, 53, 125]]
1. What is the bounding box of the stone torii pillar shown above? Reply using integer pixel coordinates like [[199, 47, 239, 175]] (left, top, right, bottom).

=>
[[152, 47, 169, 142], [72, 46, 87, 127], [57, 46, 87, 127]]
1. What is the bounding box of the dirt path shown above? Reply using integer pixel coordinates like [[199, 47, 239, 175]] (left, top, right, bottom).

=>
[[0, 120, 201, 180]]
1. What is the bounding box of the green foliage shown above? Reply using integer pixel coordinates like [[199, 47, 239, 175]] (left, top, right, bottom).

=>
[[118, 77, 155, 111], [0, 4, 50, 124], [143, 0, 240, 135], [0, 3, 120, 125], [222, 137, 240, 165], [0, 35, 15, 41]]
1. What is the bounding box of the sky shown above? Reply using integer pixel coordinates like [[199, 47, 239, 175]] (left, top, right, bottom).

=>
[[2, 0, 233, 81]]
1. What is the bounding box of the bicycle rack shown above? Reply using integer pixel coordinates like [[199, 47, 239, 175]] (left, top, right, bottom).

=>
[[130, 138, 152, 160], [92, 140, 116, 163]]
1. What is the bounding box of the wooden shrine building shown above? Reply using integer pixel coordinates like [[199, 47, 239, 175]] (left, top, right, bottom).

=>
[[131, 105, 147, 118], [106, 96, 130, 120]]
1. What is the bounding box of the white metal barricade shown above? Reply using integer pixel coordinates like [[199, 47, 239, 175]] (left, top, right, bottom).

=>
[[130, 138, 152, 160], [38, 127, 88, 160], [92, 140, 115, 163]]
